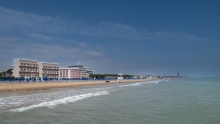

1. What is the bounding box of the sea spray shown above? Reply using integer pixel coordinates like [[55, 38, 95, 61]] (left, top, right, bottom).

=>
[[120, 83, 142, 87], [0, 87, 112, 113], [11, 91, 109, 112]]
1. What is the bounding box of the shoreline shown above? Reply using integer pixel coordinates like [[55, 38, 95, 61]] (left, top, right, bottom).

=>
[[0, 79, 157, 93]]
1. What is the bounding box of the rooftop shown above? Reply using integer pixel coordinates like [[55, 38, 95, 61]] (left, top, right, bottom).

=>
[[13, 58, 38, 61]]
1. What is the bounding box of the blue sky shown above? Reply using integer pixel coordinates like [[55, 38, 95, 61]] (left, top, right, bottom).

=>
[[0, 0, 220, 77]]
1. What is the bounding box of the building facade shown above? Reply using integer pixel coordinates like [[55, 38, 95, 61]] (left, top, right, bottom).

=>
[[86, 68, 93, 78], [38, 62, 59, 78], [12, 58, 39, 78], [59, 67, 80, 78], [68, 65, 93, 78], [12, 59, 92, 79]]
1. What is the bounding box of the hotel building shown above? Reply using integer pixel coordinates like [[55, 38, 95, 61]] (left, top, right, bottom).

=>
[[86, 68, 93, 77], [12, 59, 92, 79], [12, 58, 39, 78], [12, 58, 59, 78], [59, 67, 80, 78], [38, 62, 59, 78], [68, 65, 93, 78]]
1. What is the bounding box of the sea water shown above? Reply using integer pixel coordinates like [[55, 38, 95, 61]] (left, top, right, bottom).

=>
[[0, 77, 220, 124]]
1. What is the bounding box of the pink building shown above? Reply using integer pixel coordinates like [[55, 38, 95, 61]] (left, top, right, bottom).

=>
[[59, 67, 80, 78]]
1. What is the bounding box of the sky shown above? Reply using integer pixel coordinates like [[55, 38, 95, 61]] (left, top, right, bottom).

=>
[[0, 0, 220, 77]]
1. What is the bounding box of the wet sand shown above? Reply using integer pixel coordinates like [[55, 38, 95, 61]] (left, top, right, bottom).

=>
[[0, 79, 156, 93]]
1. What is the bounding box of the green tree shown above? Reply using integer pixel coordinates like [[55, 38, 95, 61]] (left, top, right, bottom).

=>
[[6, 69, 13, 75]]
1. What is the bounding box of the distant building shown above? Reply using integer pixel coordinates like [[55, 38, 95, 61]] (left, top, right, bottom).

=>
[[132, 75, 138, 79], [139, 75, 146, 79], [68, 65, 93, 78], [38, 62, 59, 78], [147, 75, 154, 78], [59, 67, 80, 78], [177, 73, 180, 76], [86, 68, 93, 77], [12, 58, 39, 78]]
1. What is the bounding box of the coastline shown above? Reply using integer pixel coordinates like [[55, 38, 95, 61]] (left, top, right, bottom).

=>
[[0, 79, 157, 93]]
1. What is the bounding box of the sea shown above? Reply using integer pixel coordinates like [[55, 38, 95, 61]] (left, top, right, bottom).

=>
[[0, 77, 220, 124]]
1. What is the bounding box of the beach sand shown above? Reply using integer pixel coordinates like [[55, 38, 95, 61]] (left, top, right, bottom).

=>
[[0, 79, 156, 93]]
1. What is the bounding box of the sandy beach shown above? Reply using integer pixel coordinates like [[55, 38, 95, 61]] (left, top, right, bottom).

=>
[[0, 79, 156, 93]]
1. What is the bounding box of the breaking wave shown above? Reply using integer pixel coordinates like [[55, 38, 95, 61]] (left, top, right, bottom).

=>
[[121, 83, 142, 87], [141, 80, 163, 84], [10, 91, 109, 112]]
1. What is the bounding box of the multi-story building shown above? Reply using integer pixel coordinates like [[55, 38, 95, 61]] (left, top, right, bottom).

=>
[[12, 58, 39, 78], [38, 62, 59, 78], [69, 65, 87, 78], [86, 68, 93, 78], [68, 65, 93, 78], [12, 59, 93, 79], [59, 67, 80, 78]]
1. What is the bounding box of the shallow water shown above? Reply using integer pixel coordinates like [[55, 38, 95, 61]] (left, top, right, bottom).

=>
[[0, 77, 220, 124]]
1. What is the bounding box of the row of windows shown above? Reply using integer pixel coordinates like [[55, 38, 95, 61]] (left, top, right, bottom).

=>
[[59, 73, 80, 75], [59, 75, 80, 76], [20, 74, 38, 77], [43, 64, 58, 67], [20, 69, 38, 72], [20, 63, 38, 67], [43, 71, 59, 74], [43, 66, 59, 69], [20, 60, 37, 64]]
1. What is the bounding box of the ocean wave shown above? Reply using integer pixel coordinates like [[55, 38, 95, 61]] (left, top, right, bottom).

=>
[[121, 83, 142, 87], [141, 80, 163, 84], [10, 91, 109, 112]]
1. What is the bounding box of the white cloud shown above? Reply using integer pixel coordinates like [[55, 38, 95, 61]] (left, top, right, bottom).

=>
[[0, 7, 67, 33], [0, 7, 213, 73], [0, 7, 210, 42], [30, 33, 53, 41], [0, 34, 105, 70]]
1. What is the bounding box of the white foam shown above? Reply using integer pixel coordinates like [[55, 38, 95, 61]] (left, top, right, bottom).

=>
[[141, 80, 163, 84], [10, 91, 109, 112], [121, 83, 142, 87]]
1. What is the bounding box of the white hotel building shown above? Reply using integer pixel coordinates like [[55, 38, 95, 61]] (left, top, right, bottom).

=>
[[38, 62, 59, 78], [12, 58, 93, 79], [12, 58, 59, 78], [12, 58, 39, 78]]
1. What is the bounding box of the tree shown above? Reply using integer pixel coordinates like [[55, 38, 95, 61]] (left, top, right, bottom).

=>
[[6, 69, 13, 75], [0, 68, 14, 78]]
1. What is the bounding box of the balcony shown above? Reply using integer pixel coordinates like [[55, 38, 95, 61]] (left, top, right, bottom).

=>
[[43, 73, 59, 75], [20, 69, 38, 72], [19, 65, 38, 68], [31, 70, 38, 72]]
